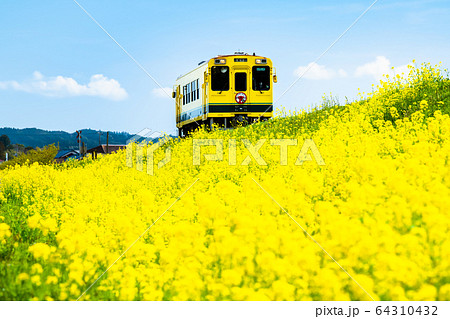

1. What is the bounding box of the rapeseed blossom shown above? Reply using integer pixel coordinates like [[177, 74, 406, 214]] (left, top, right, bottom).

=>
[[0, 223, 11, 240], [29, 243, 54, 260]]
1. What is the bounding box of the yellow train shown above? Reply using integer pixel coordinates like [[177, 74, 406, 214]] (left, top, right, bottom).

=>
[[172, 52, 276, 137]]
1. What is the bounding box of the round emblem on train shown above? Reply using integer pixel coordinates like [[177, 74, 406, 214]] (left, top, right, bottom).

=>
[[235, 92, 247, 104]]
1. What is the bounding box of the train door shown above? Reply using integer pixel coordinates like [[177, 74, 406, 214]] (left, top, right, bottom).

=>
[[232, 66, 250, 112]]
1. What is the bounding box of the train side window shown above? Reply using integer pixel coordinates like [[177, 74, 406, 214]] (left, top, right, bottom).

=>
[[235, 72, 247, 91], [187, 83, 191, 103], [196, 79, 199, 100], [183, 85, 186, 105], [191, 81, 195, 101], [211, 66, 229, 91], [252, 66, 270, 91]]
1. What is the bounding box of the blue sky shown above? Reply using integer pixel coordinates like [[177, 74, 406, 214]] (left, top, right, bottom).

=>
[[1, 0, 449, 135]]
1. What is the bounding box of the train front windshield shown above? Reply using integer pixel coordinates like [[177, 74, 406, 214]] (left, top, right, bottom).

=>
[[252, 66, 270, 91], [211, 66, 230, 91]]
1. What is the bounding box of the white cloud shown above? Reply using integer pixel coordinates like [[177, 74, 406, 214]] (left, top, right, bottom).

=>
[[152, 87, 172, 98], [33, 71, 43, 80], [355, 56, 411, 79], [293, 62, 347, 80], [0, 72, 128, 100], [338, 69, 348, 77]]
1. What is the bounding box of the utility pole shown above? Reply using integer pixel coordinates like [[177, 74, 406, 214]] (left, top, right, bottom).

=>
[[98, 131, 102, 146], [76, 130, 82, 157], [106, 131, 109, 154]]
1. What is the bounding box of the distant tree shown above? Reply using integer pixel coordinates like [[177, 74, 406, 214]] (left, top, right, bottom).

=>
[[0, 135, 10, 148], [0, 141, 5, 160]]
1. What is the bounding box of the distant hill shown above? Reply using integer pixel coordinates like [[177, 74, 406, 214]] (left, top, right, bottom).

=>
[[0, 127, 133, 149]]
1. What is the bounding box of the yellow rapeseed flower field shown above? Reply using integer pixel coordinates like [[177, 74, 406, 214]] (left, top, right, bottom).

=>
[[0, 63, 449, 301]]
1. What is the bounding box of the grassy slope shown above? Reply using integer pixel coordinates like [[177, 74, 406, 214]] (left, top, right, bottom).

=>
[[0, 63, 449, 300]]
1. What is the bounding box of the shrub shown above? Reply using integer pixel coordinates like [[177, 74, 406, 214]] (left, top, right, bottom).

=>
[[0, 145, 59, 170]]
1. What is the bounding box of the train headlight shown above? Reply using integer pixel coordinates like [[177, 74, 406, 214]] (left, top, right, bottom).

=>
[[214, 59, 226, 64], [255, 59, 267, 64]]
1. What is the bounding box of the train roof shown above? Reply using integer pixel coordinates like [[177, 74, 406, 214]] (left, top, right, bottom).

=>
[[175, 53, 270, 80], [214, 53, 267, 58]]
